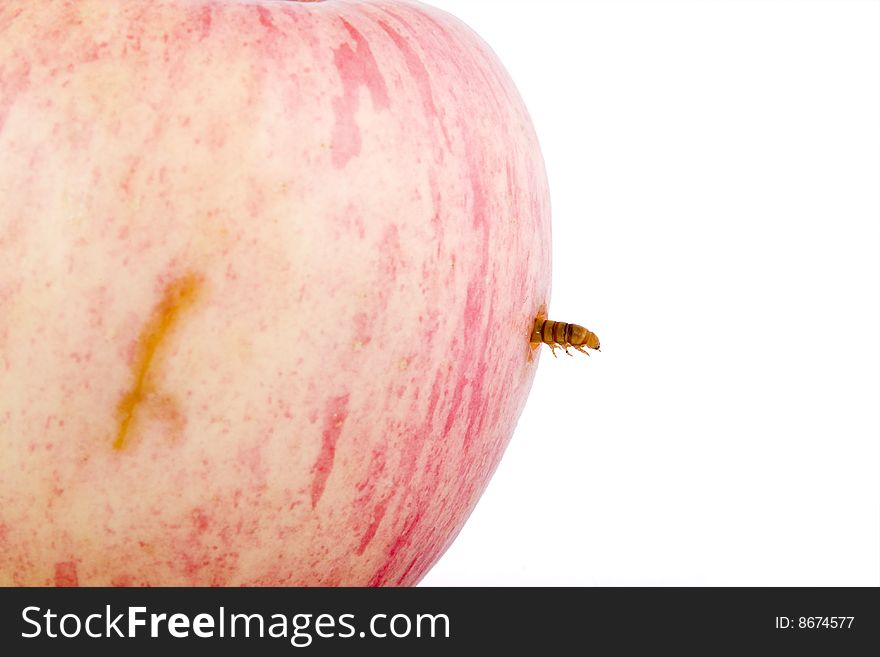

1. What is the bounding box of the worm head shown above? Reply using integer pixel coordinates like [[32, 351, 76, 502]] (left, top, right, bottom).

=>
[[570, 324, 601, 351]]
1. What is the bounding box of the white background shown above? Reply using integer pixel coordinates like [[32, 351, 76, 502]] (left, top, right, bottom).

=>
[[420, 0, 880, 586]]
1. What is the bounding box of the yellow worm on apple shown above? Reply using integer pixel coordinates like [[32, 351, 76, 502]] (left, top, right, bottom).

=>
[[0, 0, 598, 586]]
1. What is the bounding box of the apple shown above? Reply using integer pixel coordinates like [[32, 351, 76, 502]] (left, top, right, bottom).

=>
[[0, 0, 550, 585]]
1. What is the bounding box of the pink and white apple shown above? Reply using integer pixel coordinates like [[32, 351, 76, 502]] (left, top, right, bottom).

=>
[[0, 0, 550, 586]]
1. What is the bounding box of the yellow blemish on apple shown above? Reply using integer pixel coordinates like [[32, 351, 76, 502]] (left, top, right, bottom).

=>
[[527, 304, 549, 363], [112, 272, 202, 450]]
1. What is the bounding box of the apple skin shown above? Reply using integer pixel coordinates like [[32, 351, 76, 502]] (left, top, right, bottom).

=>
[[0, 0, 550, 586]]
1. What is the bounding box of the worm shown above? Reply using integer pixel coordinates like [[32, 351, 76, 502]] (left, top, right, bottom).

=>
[[531, 317, 601, 358]]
